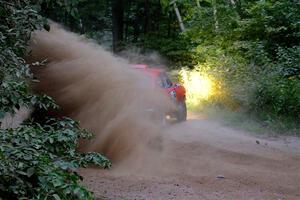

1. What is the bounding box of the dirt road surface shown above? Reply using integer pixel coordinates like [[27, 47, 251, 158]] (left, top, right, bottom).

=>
[[80, 113, 300, 200]]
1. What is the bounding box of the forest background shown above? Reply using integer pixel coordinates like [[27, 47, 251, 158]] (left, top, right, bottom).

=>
[[46, 0, 300, 133]]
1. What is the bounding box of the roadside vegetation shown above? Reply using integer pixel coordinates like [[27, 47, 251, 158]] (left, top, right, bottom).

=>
[[45, 0, 298, 134], [0, 1, 110, 199], [172, 1, 300, 134], [31, 0, 300, 131], [152, 1, 300, 134]]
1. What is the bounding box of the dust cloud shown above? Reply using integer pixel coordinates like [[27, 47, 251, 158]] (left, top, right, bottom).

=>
[[118, 48, 168, 68], [28, 23, 173, 165]]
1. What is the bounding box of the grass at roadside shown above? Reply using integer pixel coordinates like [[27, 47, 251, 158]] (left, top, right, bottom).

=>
[[168, 69, 299, 136], [189, 105, 300, 136]]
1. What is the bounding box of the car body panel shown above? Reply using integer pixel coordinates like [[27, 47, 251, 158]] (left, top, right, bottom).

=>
[[132, 64, 187, 122], [131, 64, 186, 102]]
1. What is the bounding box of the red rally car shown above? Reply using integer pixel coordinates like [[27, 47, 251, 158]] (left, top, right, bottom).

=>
[[132, 64, 187, 122]]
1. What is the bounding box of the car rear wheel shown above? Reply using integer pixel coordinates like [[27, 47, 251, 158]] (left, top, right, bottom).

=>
[[176, 101, 187, 122]]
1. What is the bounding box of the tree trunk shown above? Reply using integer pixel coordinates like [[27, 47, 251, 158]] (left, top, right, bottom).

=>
[[125, 0, 132, 41], [167, 12, 171, 37], [196, 0, 201, 8], [172, 2, 185, 32], [228, 0, 243, 17], [144, 0, 150, 34], [133, 12, 140, 42], [112, 0, 124, 52], [212, 0, 219, 32]]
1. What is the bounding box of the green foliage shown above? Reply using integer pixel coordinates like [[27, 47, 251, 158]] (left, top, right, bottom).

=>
[[276, 46, 300, 78], [39, 0, 111, 41], [140, 34, 194, 66], [1, 1, 111, 199], [165, 0, 300, 127], [0, 80, 58, 118], [0, 0, 47, 116], [0, 117, 110, 200]]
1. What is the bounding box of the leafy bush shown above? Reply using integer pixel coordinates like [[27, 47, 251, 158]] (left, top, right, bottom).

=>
[[0, 118, 111, 200], [251, 71, 300, 118], [0, 0, 45, 116], [1, 1, 111, 199], [172, 1, 300, 125]]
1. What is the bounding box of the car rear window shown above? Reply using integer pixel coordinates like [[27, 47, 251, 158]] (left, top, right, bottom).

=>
[[159, 72, 173, 88]]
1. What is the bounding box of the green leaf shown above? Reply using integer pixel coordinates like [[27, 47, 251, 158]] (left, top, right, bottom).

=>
[[52, 179, 63, 187], [0, 111, 5, 119], [26, 167, 35, 177], [53, 194, 61, 200], [43, 24, 50, 32]]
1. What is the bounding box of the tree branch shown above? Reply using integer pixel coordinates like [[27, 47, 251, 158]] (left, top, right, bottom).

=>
[[0, 0, 14, 6]]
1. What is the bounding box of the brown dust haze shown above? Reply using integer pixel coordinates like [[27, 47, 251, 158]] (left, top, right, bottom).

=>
[[24, 25, 300, 198], [28, 24, 173, 165]]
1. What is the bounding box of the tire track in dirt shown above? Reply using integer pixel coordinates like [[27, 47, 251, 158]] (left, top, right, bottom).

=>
[[80, 114, 300, 200]]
